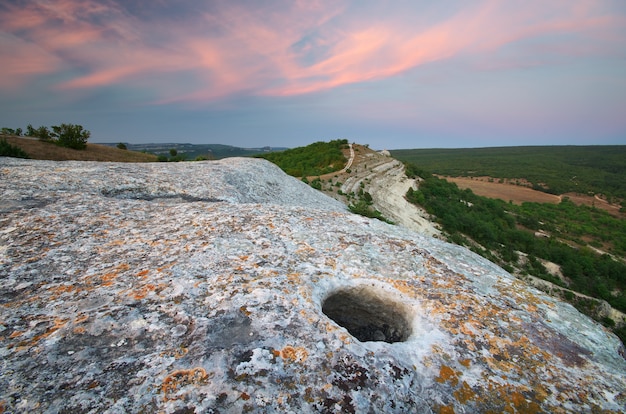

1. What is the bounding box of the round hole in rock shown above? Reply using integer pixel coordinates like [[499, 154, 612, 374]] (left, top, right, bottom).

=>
[[322, 286, 412, 343]]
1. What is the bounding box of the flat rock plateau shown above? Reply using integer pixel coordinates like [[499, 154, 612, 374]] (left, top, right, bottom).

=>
[[1, 157, 625, 413]]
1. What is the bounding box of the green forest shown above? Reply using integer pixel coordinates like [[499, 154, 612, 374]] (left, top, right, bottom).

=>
[[392, 146, 626, 204], [256, 139, 349, 176], [403, 163, 626, 343]]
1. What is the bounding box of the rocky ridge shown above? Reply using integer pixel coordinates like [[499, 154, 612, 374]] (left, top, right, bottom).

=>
[[1, 157, 625, 413]]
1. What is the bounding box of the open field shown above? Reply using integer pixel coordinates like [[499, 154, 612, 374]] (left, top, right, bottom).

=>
[[443, 176, 560, 205], [444, 175, 624, 218], [2, 135, 158, 162], [391, 145, 626, 201]]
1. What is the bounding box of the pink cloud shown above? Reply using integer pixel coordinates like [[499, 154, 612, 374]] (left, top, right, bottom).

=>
[[0, 33, 65, 90], [1, 0, 623, 103]]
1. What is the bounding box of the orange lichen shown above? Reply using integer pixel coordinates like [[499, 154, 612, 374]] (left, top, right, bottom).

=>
[[438, 406, 455, 414], [74, 314, 89, 324], [453, 381, 476, 404], [239, 306, 251, 316], [278, 346, 308, 363], [10, 318, 70, 348], [240, 392, 250, 400], [48, 284, 78, 298], [130, 282, 168, 300], [135, 269, 150, 278], [100, 272, 118, 287], [436, 365, 459, 386], [390, 280, 420, 297], [161, 367, 208, 401]]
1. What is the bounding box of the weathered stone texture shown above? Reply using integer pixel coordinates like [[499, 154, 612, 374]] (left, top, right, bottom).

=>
[[1, 157, 625, 413]]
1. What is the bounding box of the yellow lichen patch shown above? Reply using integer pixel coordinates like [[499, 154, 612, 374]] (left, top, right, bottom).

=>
[[390, 280, 420, 298], [72, 314, 90, 334], [459, 359, 471, 368], [159, 346, 189, 359], [13, 317, 69, 347], [338, 333, 352, 345], [239, 306, 251, 316], [130, 282, 168, 300], [161, 367, 208, 401], [47, 284, 79, 298], [286, 272, 300, 282], [74, 314, 89, 324], [453, 381, 476, 404], [500, 389, 542, 414], [438, 405, 455, 414], [460, 321, 480, 337], [436, 365, 459, 386], [279, 346, 308, 363], [100, 272, 118, 287], [135, 269, 150, 278]]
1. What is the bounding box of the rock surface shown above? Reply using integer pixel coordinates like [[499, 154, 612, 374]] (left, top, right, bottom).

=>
[[337, 151, 439, 237], [1, 157, 625, 413]]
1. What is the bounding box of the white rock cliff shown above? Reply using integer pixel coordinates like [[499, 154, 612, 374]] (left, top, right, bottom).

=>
[[1, 157, 625, 413]]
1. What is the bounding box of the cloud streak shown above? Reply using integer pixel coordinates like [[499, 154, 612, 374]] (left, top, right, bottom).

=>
[[0, 0, 624, 148], [2, 0, 624, 103]]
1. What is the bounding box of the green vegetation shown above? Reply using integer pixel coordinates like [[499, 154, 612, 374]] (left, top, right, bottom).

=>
[[257, 139, 348, 176], [392, 146, 626, 202], [104, 143, 284, 160], [0, 138, 30, 158], [404, 163, 626, 343], [0, 135, 158, 162], [51, 123, 91, 150], [348, 187, 393, 224], [157, 149, 186, 162], [4, 123, 91, 150]]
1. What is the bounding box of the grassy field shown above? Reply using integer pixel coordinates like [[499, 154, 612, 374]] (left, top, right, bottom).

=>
[[2, 135, 158, 162], [391, 146, 626, 203]]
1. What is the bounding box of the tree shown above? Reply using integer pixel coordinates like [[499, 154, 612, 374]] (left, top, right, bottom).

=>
[[26, 124, 36, 137], [51, 123, 90, 150], [117, 143, 128, 150], [26, 124, 53, 141]]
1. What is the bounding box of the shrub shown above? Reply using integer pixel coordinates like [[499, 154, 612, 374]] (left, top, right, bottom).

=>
[[0, 138, 29, 158], [51, 124, 90, 149]]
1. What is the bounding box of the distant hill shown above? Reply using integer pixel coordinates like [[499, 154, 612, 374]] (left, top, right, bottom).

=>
[[99, 142, 288, 160]]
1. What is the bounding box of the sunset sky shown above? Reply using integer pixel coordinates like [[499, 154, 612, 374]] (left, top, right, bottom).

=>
[[1, 1, 625, 149]]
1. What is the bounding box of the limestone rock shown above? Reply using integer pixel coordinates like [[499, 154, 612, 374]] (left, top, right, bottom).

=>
[[1, 157, 625, 413]]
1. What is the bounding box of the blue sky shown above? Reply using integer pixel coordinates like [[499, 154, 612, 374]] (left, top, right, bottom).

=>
[[1, 0, 625, 149]]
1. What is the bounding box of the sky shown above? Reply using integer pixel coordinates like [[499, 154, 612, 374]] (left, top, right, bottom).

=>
[[1, 1, 625, 149]]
